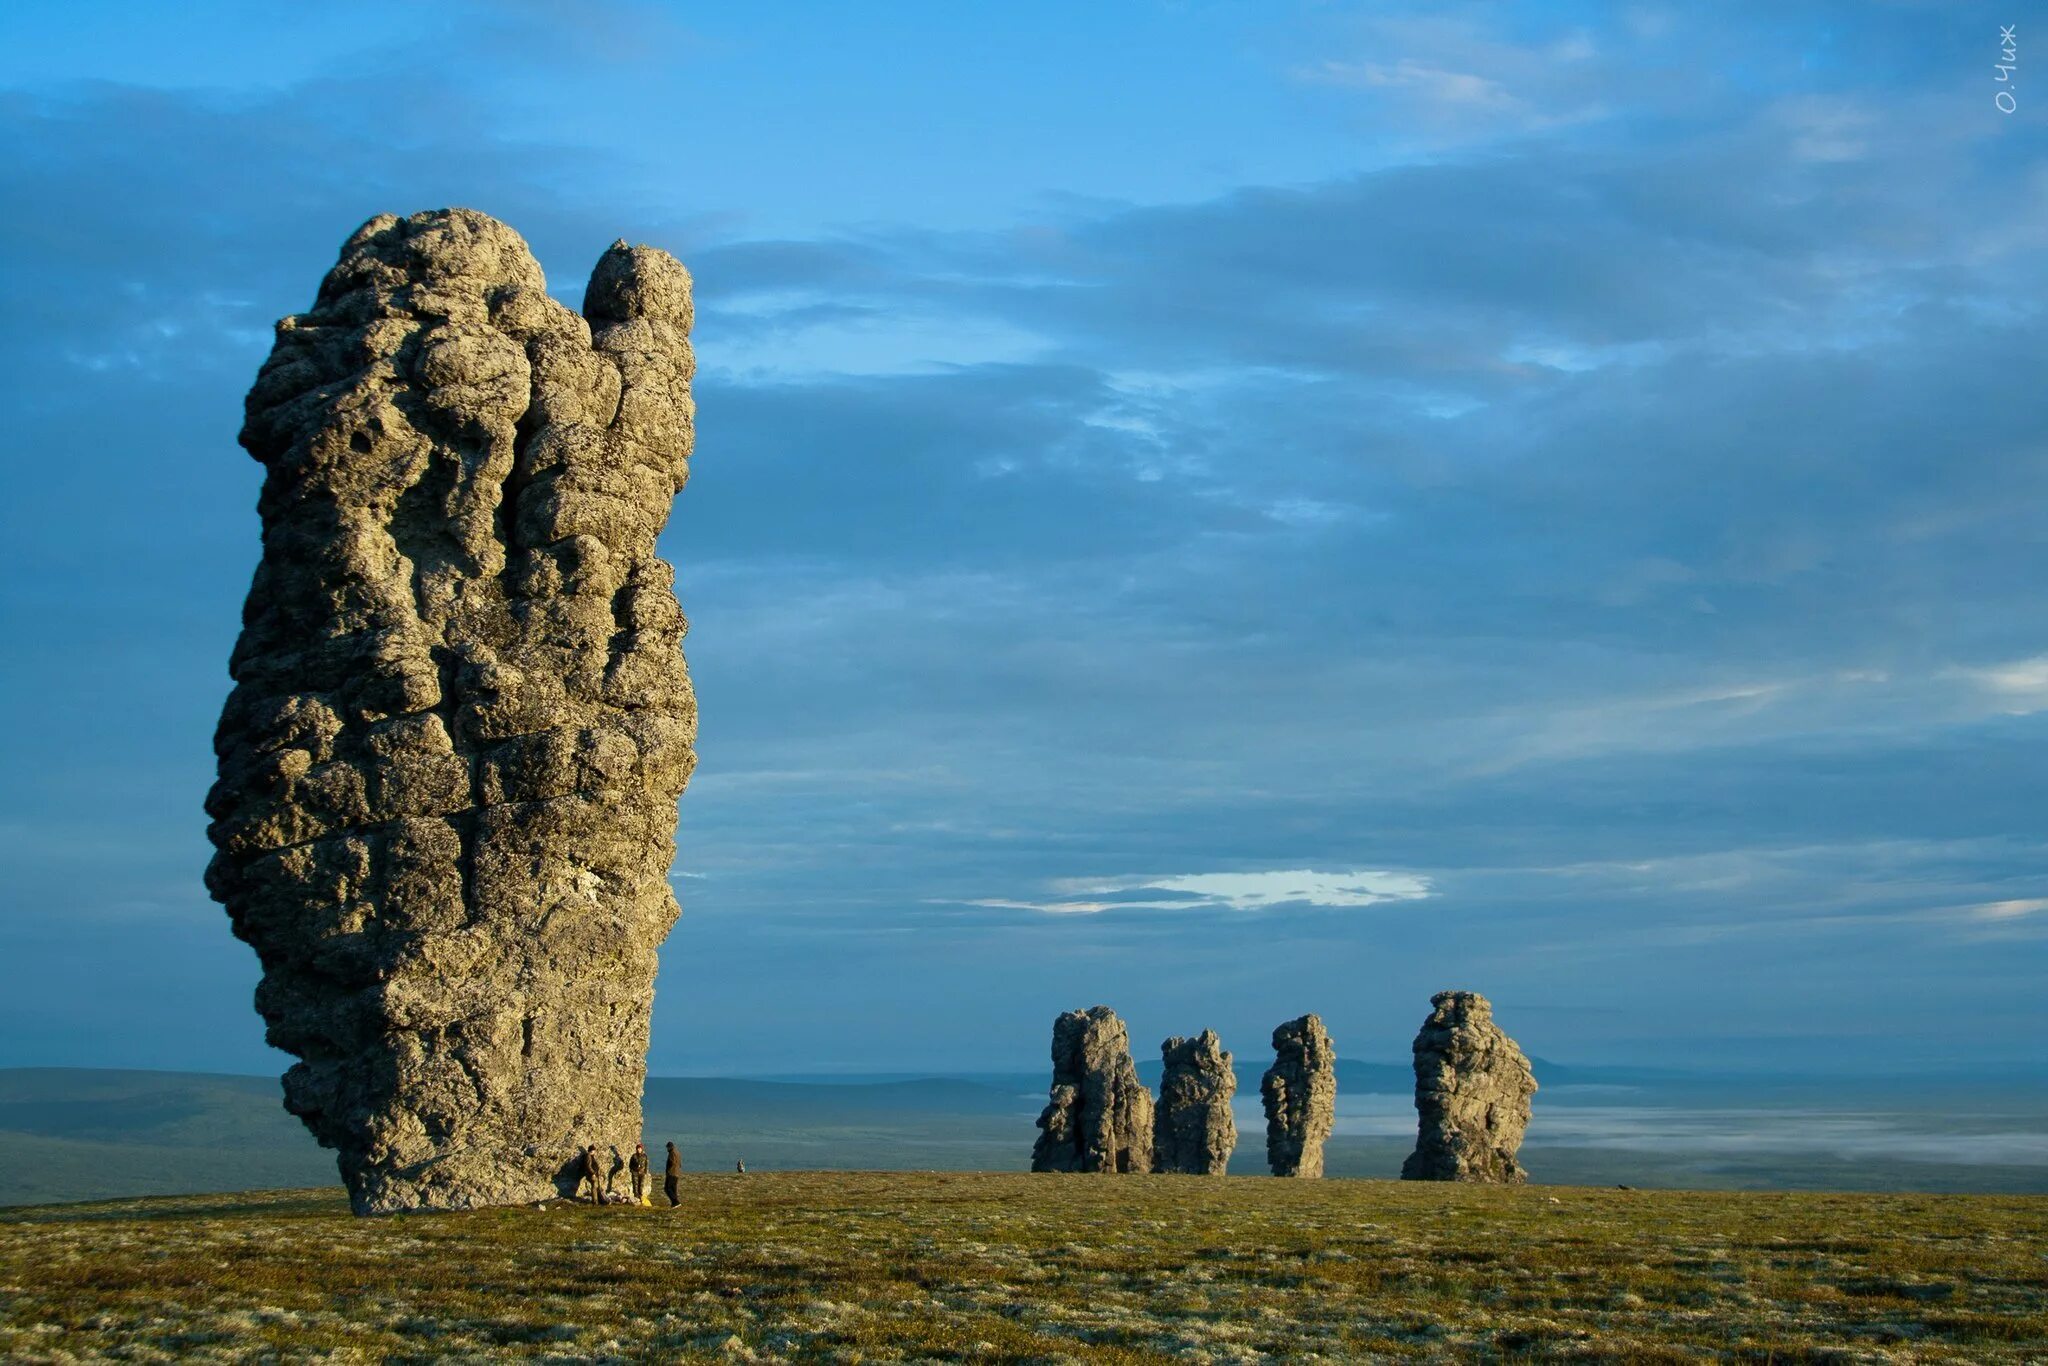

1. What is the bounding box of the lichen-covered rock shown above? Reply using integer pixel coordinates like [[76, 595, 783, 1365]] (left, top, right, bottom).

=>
[[205, 208, 697, 1215], [1401, 990, 1537, 1184], [1152, 1030, 1236, 1174], [1260, 1014, 1335, 1178], [1030, 1006, 1155, 1173]]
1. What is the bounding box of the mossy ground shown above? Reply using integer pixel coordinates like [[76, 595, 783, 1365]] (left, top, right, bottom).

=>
[[1, 1173, 2043, 1362]]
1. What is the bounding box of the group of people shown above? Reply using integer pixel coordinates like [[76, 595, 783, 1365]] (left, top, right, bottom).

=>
[[578, 1140, 684, 1206], [575, 1141, 750, 1205]]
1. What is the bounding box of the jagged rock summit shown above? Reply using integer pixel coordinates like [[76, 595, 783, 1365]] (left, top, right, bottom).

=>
[[1152, 1030, 1237, 1174], [1401, 990, 1537, 1183], [1031, 1006, 1155, 1173], [1260, 1014, 1336, 1178], [206, 208, 698, 1215]]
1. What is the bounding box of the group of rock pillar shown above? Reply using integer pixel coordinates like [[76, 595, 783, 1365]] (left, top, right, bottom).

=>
[[221, 211, 1539, 1213], [1030, 994, 1535, 1181]]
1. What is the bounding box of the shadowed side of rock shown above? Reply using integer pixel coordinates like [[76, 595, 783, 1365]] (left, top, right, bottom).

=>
[[1152, 1030, 1236, 1174], [1401, 990, 1537, 1183], [1030, 1006, 1155, 1173], [1260, 1014, 1335, 1178], [206, 208, 698, 1214]]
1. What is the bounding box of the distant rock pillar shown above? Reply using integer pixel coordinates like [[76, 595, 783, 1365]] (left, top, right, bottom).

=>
[[1030, 1006, 1155, 1173], [1400, 990, 1537, 1183], [1152, 1030, 1237, 1174], [1260, 1014, 1335, 1177]]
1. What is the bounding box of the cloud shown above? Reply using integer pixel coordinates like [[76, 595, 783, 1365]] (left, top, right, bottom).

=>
[[1288, 15, 1609, 143], [1299, 59, 1528, 111], [1964, 898, 2048, 922], [1947, 655, 2048, 714], [949, 869, 1434, 916]]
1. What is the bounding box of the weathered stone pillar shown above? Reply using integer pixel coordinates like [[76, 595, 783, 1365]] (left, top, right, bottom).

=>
[[1260, 1014, 1335, 1177], [1401, 990, 1537, 1183], [207, 208, 697, 1214], [1031, 1006, 1155, 1173], [1152, 1030, 1237, 1174]]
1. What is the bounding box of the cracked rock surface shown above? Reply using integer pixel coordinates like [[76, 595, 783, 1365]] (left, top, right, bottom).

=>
[[1152, 1030, 1236, 1174], [1030, 1006, 1155, 1174], [205, 208, 697, 1215], [1401, 990, 1537, 1183], [1260, 1014, 1335, 1178]]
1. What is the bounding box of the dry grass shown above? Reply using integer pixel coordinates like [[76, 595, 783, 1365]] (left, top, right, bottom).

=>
[[1, 1173, 2043, 1361]]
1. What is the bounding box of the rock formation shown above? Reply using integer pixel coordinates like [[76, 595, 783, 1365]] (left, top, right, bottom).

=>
[[1030, 1006, 1155, 1173], [1401, 990, 1537, 1183], [1152, 1030, 1236, 1174], [1260, 1014, 1335, 1177], [205, 208, 698, 1214]]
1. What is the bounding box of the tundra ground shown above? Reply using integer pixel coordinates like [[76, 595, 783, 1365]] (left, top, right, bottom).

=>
[[1, 1173, 2043, 1362]]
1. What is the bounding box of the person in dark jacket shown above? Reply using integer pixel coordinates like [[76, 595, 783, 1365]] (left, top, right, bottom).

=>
[[664, 1141, 682, 1207], [629, 1142, 650, 1204], [580, 1144, 603, 1202]]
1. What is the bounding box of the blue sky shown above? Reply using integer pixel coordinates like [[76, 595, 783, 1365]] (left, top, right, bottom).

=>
[[1, 1, 2042, 1077]]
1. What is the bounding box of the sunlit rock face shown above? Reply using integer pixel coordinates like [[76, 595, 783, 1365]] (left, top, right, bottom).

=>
[[1031, 1006, 1155, 1173], [205, 208, 697, 1214], [1261, 1014, 1335, 1178], [1401, 990, 1537, 1184], [1152, 1030, 1236, 1175]]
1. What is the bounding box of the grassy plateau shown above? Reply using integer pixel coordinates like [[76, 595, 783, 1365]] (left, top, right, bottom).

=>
[[2, 1173, 2044, 1362]]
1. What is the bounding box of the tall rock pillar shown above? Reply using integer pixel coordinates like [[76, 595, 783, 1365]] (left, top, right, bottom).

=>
[[1030, 1006, 1155, 1173], [206, 209, 698, 1214], [1260, 1014, 1335, 1177], [1152, 1030, 1237, 1174], [1401, 990, 1537, 1183]]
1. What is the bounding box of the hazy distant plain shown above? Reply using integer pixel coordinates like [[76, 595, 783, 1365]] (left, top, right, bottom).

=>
[[2, 1068, 2042, 1207]]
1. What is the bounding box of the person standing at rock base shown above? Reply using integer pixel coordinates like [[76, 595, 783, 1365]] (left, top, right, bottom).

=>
[[664, 1141, 682, 1207], [580, 1144, 603, 1203], [629, 1142, 650, 1204]]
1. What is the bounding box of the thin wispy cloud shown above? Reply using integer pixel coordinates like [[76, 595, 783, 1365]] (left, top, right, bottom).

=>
[[948, 869, 1433, 916], [1966, 897, 2048, 922], [1947, 655, 2048, 714]]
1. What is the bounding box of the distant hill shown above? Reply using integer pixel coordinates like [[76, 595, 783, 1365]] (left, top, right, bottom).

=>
[[645, 1076, 1032, 1119], [0, 1069, 333, 1206], [1132, 1057, 1414, 1095]]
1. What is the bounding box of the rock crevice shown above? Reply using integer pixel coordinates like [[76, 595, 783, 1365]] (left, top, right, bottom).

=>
[[207, 208, 697, 1215]]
